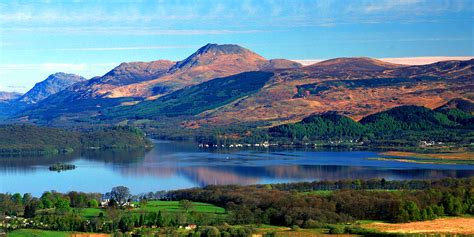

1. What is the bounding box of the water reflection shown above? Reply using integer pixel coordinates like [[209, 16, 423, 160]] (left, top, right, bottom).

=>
[[0, 140, 473, 195]]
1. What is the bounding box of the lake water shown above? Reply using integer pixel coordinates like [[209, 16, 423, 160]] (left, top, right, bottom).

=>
[[1, 140, 473, 196]]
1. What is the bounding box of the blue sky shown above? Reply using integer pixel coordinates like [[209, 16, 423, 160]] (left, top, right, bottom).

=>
[[0, 0, 473, 92]]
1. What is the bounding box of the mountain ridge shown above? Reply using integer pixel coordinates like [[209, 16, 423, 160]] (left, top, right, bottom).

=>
[[7, 44, 473, 129]]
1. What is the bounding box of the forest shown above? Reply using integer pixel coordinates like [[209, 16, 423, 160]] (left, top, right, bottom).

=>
[[266, 105, 473, 147], [0, 125, 152, 156]]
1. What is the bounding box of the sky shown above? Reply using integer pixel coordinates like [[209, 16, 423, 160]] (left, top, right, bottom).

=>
[[0, 0, 473, 93]]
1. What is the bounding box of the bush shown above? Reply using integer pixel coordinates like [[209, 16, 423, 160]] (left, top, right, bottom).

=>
[[328, 225, 345, 234]]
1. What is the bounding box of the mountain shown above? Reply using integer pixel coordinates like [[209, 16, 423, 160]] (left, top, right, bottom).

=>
[[0, 91, 21, 101], [11, 45, 474, 129], [0, 92, 23, 119], [307, 57, 401, 72], [196, 58, 473, 126], [14, 44, 280, 122], [18, 72, 86, 104], [108, 43, 269, 98]]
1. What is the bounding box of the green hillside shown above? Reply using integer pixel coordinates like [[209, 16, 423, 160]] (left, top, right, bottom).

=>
[[269, 113, 366, 140], [105, 71, 274, 118], [0, 125, 151, 156], [269, 105, 474, 146]]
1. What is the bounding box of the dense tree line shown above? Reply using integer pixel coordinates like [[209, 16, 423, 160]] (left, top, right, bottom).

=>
[[268, 105, 474, 146], [167, 177, 474, 226], [0, 125, 151, 156]]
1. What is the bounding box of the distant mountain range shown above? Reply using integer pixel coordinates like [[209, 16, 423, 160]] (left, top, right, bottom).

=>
[[18, 72, 86, 104], [1, 44, 472, 133], [0, 91, 21, 101]]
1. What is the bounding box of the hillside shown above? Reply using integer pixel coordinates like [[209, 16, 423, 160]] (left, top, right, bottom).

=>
[[105, 71, 274, 118], [269, 112, 366, 141], [0, 125, 151, 156], [359, 105, 456, 131], [267, 105, 473, 146], [197, 58, 473, 126]]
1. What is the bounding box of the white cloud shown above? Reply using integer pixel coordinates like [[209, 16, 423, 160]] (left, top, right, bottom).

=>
[[362, 0, 422, 13], [0, 27, 267, 35], [379, 56, 474, 65]]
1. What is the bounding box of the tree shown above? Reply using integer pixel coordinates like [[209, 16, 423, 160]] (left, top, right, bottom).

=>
[[22, 193, 33, 204], [88, 199, 99, 208], [202, 226, 220, 237], [119, 216, 134, 232], [55, 198, 71, 213], [110, 186, 130, 205], [24, 203, 36, 218], [180, 200, 194, 213]]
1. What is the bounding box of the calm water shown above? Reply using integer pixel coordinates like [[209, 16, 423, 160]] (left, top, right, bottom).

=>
[[0, 140, 473, 196]]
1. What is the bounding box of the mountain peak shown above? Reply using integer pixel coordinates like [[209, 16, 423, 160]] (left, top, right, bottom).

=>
[[18, 72, 86, 104], [196, 43, 251, 55], [171, 43, 266, 71]]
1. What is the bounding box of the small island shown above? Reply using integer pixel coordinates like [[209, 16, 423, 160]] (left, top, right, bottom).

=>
[[48, 163, 76, 172]]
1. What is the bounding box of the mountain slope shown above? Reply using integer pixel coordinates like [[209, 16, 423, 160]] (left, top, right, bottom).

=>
[[196, 58, 473, 126], [106, 43, 269, 98], [435, 98, 474, 114], [307, 57, 402, 71], [18, 72, 86, 104], [269, 112, 366, 140], [105, 71, 274, 118], [359, 105, 456, 131]]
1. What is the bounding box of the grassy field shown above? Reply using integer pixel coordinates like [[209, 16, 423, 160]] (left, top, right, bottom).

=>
[[131, 200, 225, 214], [7, 229, 70, 237], [71, 200, 225, 219], [7, 229, 111, 237], [363, 217, 474, 235]]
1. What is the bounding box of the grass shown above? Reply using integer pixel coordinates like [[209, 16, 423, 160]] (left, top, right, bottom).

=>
[[71, 200, 225, 219], [7, 229, 70, 237], [78, 208, 103, 218], [132, 200, 225, 214]]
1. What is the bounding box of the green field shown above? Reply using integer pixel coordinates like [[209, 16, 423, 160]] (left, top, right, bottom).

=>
[[7, 229, 70, 237], [132, 200, 225, 214], [71, 200, 225, 219]]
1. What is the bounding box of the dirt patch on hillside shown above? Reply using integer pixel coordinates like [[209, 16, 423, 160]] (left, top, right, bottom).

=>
[[364, 217, 474, 235]]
